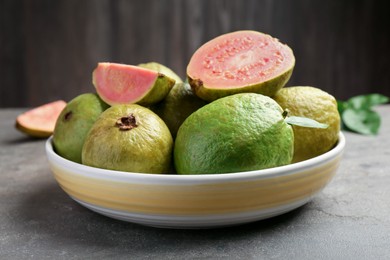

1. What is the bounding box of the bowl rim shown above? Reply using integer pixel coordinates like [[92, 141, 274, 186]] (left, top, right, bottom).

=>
[[46, 132, 345, 184]]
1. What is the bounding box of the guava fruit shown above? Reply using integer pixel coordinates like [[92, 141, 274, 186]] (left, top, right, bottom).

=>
[[273, 86, 340, 162], [82, 104, 173, 174], [138, 61, 183, 83], [53, 93, 109, 163], [152, 82, 207, 138], [174, 93, 294, 174], [15, 100, 66, 138], [187, 30, 295, 101], [92, 62, 175, 106]]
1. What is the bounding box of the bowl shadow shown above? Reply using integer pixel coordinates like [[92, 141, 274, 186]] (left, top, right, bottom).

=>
[[15, 177, 308, 253]]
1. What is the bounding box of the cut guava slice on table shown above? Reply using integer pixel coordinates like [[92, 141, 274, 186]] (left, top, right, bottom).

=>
[[92, 62, 175, 106], [15, 100, 67, 138], [187, 30, 295, 101]]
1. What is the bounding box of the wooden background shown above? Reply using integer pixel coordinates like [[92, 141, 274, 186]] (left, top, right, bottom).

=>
[[1, 0, 389, 107]]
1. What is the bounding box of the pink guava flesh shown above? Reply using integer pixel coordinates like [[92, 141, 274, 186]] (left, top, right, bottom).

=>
[[187, 30, 294, 89], [16, 100, 67, 136], [93, 63, 159, 105]]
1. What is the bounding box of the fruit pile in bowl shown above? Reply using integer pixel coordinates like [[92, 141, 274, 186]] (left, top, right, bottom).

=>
[[44, 30, 345, 228]]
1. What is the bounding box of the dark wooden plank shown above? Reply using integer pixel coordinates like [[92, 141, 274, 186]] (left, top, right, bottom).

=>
[[0, 0, 389, 107], [22, 0, 113, 106], [0, 0, 27, 107]]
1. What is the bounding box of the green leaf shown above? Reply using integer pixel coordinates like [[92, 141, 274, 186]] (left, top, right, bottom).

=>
[[285, 116, 329, 129], [342, 108, 381, 135], [348, 94, 389, 110], [337, 93, 388, 135], [337, 100, 348, 114]]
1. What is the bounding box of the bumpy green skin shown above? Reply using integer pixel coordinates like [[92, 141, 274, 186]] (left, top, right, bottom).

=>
[[53, 93, 109, 163], [188, 67, 294, 102], [152, 82, 207, 138], [82, 104, 173, 174], [138, 62, 183, 84], [273, 86, 340, 162], [174, 93, 294, 174], [136, 74, 175, 106]]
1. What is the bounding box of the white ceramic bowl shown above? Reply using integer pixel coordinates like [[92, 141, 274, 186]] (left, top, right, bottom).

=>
[[45, 132, 345, 228]]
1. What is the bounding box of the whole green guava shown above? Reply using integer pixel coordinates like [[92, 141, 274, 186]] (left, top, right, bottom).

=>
[[53, 93, 109, 163], [174, 93, 294, 174], [152, 82, 207, 138], [82, 104, 173, 174]]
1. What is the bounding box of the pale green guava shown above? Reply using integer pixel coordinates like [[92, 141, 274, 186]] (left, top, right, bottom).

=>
[[82, 104, 173, 174]]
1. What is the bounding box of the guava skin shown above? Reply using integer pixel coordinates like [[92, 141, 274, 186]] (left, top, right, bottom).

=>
[[138, 62, 183, 84], [152, 82, 207, 138], [82, 104, 173, 174], [188, 69, 293, 102], [137, 74, 176, 106], [273, 86, 340, 162], [53, 93, 109, 163], [174, 93, 294, 174]]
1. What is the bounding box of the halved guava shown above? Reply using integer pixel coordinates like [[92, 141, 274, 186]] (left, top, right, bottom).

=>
[[187, 30, 295, 101], [15, 100, 67, 138], [92, 62, 175, 106]]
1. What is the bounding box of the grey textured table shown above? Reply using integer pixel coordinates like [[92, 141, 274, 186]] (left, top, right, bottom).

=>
[[1, 106, 390, 259]]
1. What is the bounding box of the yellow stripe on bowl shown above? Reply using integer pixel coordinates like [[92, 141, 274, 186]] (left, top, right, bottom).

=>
[[48, 154, 341, 216]]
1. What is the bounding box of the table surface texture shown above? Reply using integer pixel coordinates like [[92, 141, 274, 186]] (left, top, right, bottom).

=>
[[1, 106, 389, 259]]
